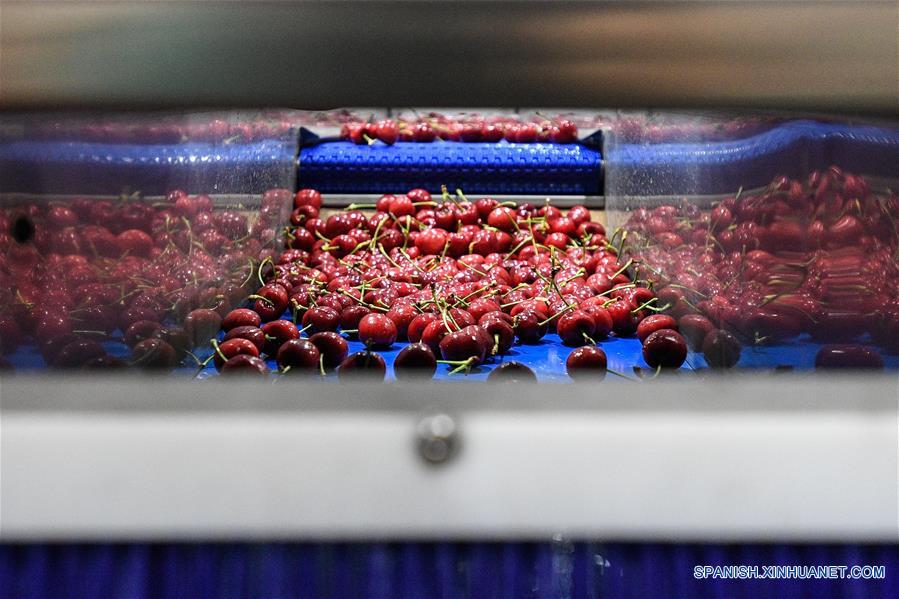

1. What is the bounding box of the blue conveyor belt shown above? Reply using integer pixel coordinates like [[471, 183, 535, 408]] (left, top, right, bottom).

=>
[[298, 141, 603, 195], [1, 541, 896, 599]]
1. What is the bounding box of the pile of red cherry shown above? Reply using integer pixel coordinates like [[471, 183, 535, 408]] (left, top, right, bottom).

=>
[[340, 116, 578, 145], [622, 166, 898, 368], [208, 186, 704, 380], [0, 189, 286, 370]]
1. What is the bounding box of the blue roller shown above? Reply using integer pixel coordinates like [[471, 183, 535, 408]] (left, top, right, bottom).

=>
[[0, 139, 298, 195], [607, 121, 899, 196], [298, 141, 603, 195]]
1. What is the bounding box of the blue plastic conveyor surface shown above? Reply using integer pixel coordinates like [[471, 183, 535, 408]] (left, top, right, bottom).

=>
[[298, 141, 603, 195]]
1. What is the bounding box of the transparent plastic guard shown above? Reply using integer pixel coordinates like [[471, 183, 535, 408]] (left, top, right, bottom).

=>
[[0, 110, 299, 372], [604, 111, 899, 370]]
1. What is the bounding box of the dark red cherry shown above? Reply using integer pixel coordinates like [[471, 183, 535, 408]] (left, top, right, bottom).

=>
[[339, 305, 370, 337], [607, 300, 640, 337], [642, 329, 688, 369], [221, 354, 269, 376], [385, 304, 416, 341], [132, 339, 178, 370], [513, 310, 547, 344], [82, 355, 127, 370], [213, 337, 259, 371], [224, 326, 267, 353], [636, 314, 678, 342], [701, 329, 742, 369], [276, 339, 321, 372], [421, 319, 452, 355], [393, 343, 438, 381], [565, 346, 608, 381], [261, 319, 300, 355], [222, 308, 262, 331], [557, 310, 596, 347], [302, 306, 340, 334], [309, 331, 349, 369], [123, 320, 163, 348], [439, 327, 487, 365], [52, 339, 107, 369], [184, 308, 223, 348], [679, 314, 716, 351], [407, 313, 439, 343], [338, 350, 387, 381], [814, 345, 883, 370], [358, 313, 398, 348], [480, 319, 515, 355], [487, 361, 537, 383]]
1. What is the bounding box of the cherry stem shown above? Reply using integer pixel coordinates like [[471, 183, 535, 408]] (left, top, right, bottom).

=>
[[606, 368, 636, 381], [256, 256, 273, 288], [437, 356, 477, 374], [319, 353, 326, 376], [210, 339, 226, 363]]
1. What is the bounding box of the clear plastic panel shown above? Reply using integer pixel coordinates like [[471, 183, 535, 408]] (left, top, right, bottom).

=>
[[0, 111, 298, 371], [604, 111, 899, 370]]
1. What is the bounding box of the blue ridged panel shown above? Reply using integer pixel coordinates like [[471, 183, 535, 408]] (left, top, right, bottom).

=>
[[298, 141, 603, 195], [0, 139, 297, 195], [1, 542, 895, 599], [608, 121, 899, 195]]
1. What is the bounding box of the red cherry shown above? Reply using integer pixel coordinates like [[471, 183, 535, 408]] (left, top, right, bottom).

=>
[[513, 310, 547, 344], [339, 305, 370, 338], [294, 188, 323, 210], [222, 308, 262, 331], [702, 329, 742, 369], [474, 198, 499, 220], [53, 339, 107, 369], [123, 320, 163, 348], [261, 319, 300, 355], [393, 342, 438, 380], [642, 329, 687, 369], [636, 314, 678, 342], [184, 308, 223, 348], [309, 331, 349, 369], [557, 310, 596, 346], [388, 196, 415, 217], [415, 228, 448, 255], [814, 345, 883, 370], [276, 338, 320, 372], [358, 313, 398, 348], [480, 318, 515, 355], [375, 120, 399, 145], [487, 361, 537, 382], [223, 326, 267, 353], [213, 337, 259, 371], [607, 300, 639, 337], [487, 207, 517, 233], [338, 350, 386, 380], [439, 326, 487, 365], [386, 304, 416, 341], [566, 346, 607, 380], [678, 314, 716, 351], [221, 354, 269, 376], [302, 306, 340, 334], [132, 339, 178, 370], [408, 313, 439, 343], [580, 304, 613, 339]]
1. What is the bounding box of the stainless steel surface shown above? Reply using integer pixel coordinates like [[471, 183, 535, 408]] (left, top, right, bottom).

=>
[[1, 2, 896, 113], [1, 375, 897, 541]]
